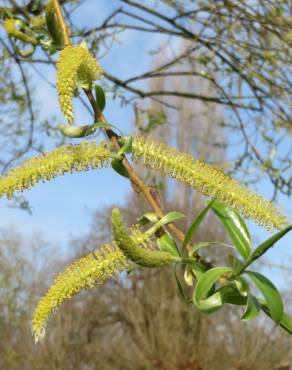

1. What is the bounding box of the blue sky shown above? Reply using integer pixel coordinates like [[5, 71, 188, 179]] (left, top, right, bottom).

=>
[[0, 0, 291, 289]]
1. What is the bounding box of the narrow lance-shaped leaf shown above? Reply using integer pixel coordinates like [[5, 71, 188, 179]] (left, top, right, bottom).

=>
[[211, 201, 252, 260], [223, 286, 247, 306], [157, 232, 181, 257], [138, 213, 159, 225], [241, 293, 261, 321], [174, 268, 189, 304], [249, 224, 292, 264], [280, 314, 292, 335], [182, 199, 215, 255], [228, 254, 244, 274], [260, 301, 292, 335], [194, 266, 233, 304], [143, 212, 184, 251], [111, 159, 130, 179], [233, 276, 249, 297], [94, 84, 106, 112], [194, 290, 225, 314], [156, 211, 185, 228], [194, 285, 244, 313], [245, 271, 284, 323], [190, 241, 233, 255]]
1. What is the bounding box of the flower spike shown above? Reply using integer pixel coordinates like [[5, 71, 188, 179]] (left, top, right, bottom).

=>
[[130, 136, 288, 231], [32, 244, 128, 342], [57, 44, 103, 123], [0, 141, 112, 199]]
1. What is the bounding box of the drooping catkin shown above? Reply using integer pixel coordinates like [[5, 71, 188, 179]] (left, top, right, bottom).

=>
[[112, 208, 181, 267], [32, 244, 128, 342], [0, 141, 112, 199], [57, 44, 103, 123], [130, 136, 288, 231]]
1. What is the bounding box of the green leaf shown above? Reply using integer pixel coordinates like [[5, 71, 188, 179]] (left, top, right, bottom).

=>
[[259, 301, 292, 335], [156, 211, 185, 228], [111, 159, 129, 179], [157, 232, 181, 257], [138, 213, 159, 225], [249, 224, 292, 264], [245, 271, 284, 323], [189, 241, 232, 255], [278, 313, 292, 335], [194, 266, 233, 303], [94, 84, 106, 112], [194, 290, 224, 313], [174, 269, 189, 304], [195, 284, 249, 313], [233, 276, 249, 297], [241, 293, 260, 321], [211, 201, 252, 260], [189, 242, 211, 254], [223, 288, 247, 306], [117, 137, 133, 156], [182, 200, 215, 255], [228, 254, 244, 274]]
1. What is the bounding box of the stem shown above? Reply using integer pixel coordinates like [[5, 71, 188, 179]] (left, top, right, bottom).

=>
[[84, 89, 187, 244]]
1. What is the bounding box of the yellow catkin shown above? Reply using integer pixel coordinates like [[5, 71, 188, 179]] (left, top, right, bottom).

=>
[[32, 244, 128, 342], [112, 208, 181, 267], [131, 136, 289, 231], [0, 141, 112, 199], [57, 44, 103, 123]]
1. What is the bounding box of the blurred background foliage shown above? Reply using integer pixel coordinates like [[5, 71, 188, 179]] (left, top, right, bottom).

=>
[[0, 203, 291, 370]]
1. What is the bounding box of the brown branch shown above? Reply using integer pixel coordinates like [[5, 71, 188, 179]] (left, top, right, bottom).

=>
[[84, 89, 187, 244]]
